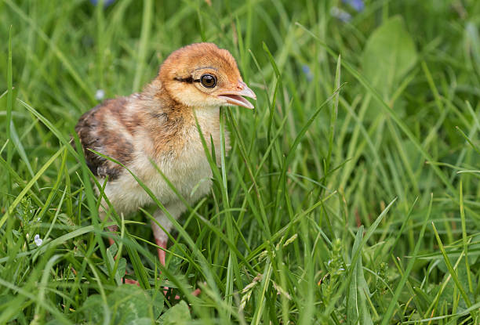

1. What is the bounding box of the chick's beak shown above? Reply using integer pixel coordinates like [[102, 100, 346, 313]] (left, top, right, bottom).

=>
[[218, 81, 256, 109]]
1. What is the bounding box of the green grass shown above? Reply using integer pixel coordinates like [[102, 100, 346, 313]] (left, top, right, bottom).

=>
[[1, 0, 480, 323]]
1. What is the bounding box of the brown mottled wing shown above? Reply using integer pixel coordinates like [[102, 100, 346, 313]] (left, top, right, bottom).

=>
[[75, 98, 133, 180]]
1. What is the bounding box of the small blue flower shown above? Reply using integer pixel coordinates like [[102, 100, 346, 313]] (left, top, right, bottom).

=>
[[90, 0, 115, 7], [302, 65, 313, 82], [330, 7, 352, 23], [342, 0, 365, 12]]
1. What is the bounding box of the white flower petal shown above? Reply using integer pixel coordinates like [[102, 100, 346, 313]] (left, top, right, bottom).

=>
[[34, 234, 43, 247], [95, 89, 105, 101]]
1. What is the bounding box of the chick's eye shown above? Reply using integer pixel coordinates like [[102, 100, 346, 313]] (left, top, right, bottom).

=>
[[200, 74, 217, 88]]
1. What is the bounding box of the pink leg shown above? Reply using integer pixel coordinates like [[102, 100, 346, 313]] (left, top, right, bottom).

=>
[[155, 238, 167, 267], [153, 229, 200, 297], [154, 237, 171, 296]]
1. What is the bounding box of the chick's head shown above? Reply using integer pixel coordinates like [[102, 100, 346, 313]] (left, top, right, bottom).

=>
[[158, 43, 256, 109]]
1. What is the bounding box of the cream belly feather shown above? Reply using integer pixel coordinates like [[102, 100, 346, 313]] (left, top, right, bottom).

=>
[[98, 106, 228, 242]]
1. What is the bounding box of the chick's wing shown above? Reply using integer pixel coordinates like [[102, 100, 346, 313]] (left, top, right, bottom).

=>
[[75, 97, 134, 180]]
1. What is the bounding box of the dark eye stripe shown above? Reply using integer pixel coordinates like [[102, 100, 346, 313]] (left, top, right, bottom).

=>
[[174, 74, 217, 88], [174, 76, 199, 83]]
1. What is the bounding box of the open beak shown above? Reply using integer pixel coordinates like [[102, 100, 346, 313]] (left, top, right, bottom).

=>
[[218, 81, 256, 109]]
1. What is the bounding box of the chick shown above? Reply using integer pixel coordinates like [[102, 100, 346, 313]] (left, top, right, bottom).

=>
[[75, 43, 256, 266]]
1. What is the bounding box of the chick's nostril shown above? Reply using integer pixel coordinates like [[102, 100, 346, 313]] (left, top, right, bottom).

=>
[[238, 81, 247, 90]]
